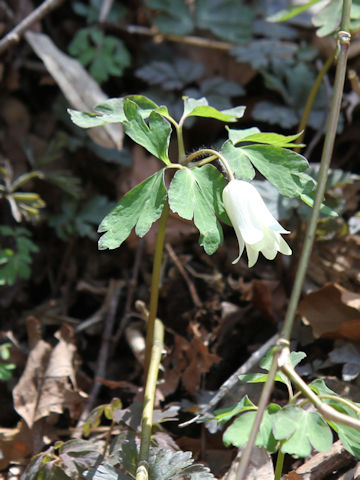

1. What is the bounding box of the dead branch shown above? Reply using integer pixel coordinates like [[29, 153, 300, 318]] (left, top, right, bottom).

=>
[[0, 0, 65, 55]]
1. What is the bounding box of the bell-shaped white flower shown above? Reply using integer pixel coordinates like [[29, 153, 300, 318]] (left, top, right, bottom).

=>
[[222, 179, 292, 267]]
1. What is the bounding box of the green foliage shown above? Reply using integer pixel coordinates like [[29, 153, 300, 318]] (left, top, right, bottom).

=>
[[146, 0, 254, 42], [0, 162, 45, 222], [0, 227, 39, 286], [69, 94, 317, 255], [0, 343, 16, 381], [136, 58, 205, 91], [69, 27, 131, 83], [146, 0, 194, 36], [218, 352, 360, 459], [268, 0, 360, 37], [73, 0, 126, 23], [98, 170, 167, 250], [49, 195, 115, 242], [253, 61, 334, 131]]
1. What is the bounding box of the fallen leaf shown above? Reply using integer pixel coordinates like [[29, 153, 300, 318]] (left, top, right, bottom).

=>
[[298, 283, 360, 339], [25, 31, 123, 150], [13, 318, 86, 429], [0, 421, 33, 470]]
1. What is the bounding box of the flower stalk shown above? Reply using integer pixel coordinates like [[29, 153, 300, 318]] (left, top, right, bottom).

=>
[[235, 3, 352, 477]]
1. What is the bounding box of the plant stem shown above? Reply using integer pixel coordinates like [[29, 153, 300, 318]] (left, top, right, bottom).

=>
[[143, 200, 170, 375], [295, 49, 336, 152], [274, 450, 285, 480], [136, 318, 165, 480], [281, 357, 360, 430], [176, 125, 186, 164], [235, 348, 280, 479], [281, 26, 351, 342], [235, 8, 352, 475], [185, 148, 235, 180]]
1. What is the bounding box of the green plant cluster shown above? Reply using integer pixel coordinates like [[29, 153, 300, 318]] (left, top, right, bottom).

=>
[[215, 351, 360, 459]]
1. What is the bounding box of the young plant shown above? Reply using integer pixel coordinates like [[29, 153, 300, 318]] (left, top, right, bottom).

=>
[[212, 350, 360, 477], [67, 94, 319, 479]]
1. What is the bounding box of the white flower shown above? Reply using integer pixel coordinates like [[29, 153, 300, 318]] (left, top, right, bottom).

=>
[[222, 179, 292, 267]]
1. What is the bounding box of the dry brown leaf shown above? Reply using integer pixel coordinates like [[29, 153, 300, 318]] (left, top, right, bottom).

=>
[[298, 283, 360, 339], [24, 31, 123, 150], [0, 421, 33, 471], [308, 235, 360, 289], [13, 318, 86, 429]]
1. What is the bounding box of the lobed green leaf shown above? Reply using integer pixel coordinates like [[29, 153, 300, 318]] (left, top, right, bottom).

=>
[[98, 169, 167, 250], [123, 100, 171, 163], [182, 97, 245, 123]]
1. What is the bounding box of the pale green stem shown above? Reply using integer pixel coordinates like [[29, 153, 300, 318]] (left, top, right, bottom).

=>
[[281, 358, 360, 430], [274, 450, 285, 480], [143, 200, 170, 375], [235, 348, 281, 479], [176, 125, 186, 164], [136, 318, 164, 480], [295, 48, 337, 152], [236, 9, 352, 476], [185, 148, 234, 180], [281, 26, 351, 341], [298, 394, 360, 416]]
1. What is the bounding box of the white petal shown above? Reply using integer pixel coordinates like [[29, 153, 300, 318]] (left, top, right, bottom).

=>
[[278, 235, 292, 255], [232, 226, 245, 264], [246, 243, 259, 267], [223, 181, 263, 245]]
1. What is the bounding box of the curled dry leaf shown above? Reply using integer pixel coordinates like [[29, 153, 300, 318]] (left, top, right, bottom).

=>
[[298, 283, 360, 339], [13, 317, 86, 429]]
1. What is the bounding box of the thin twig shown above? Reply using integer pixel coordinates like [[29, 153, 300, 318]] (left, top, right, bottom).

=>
[[120, 24, 234, 51], [166, 243, 202, 308], [0, 0, 65, 55], [179, 333, 279, 428], [75, 280, 123, 431]]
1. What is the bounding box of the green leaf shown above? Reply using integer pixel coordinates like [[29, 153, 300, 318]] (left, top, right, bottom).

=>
[[267, 0, 322, 22], [300, 193, 338, 217], [330, 422, 360, 458], [273, 406, 333, 457], [223, 404, 280, 452], [98, 169, 167, 250], [146, 0, 194, 35], [148, 448, 214, 480], [182, 97, 245, 123], [136, 58, 204, 90], [123, 100, 171, 163], [0, 227, 38, 286], [168, 166, 224, 254], [195, 0, 254, 43], [213, 395, 255, 423], [228, 128, 303, 148], [252, 101, 299, 129], [231, 40, 297, 70], [238, 145, 310, 197], [220, 141, 255, 182], [68, 95, 158, 129], [312, 0, 342, 37]]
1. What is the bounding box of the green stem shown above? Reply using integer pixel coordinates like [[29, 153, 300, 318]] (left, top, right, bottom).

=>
[[235, 349, 280, 479], [274, 450, 285, 480], [143, 200, 169, 375], [281, 358, 360, 430], [281, 27, 351, 341], [176, 125, 186, 164], [136, 318, 165, 480], [185, 148, 234, 180], [295, 49, 336, 152]]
